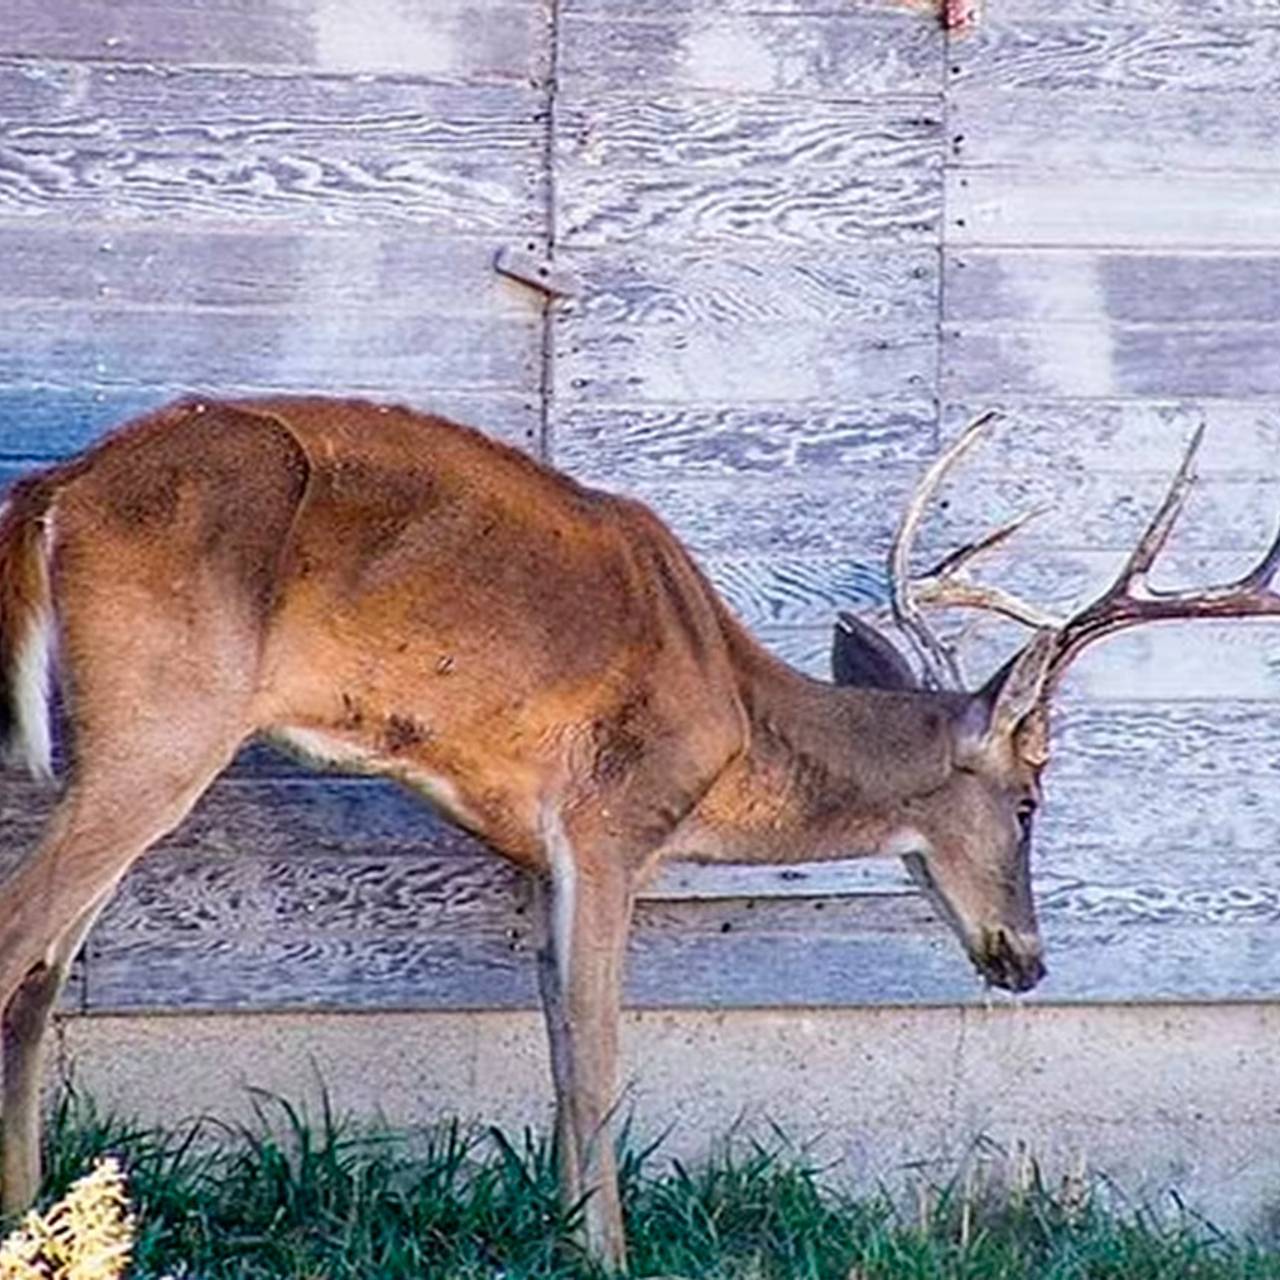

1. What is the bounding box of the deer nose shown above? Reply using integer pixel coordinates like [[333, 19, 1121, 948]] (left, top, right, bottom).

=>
[[974, 928, 1045, 993]]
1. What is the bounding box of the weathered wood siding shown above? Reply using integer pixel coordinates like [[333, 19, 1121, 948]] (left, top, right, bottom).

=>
[[0, 0, 552, 1015], [0, 0, 1277, 1015]]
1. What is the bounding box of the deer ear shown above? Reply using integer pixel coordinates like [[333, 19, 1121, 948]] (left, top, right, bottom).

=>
[[955, 629, 1057, 757], [831, 612, 919, 690]]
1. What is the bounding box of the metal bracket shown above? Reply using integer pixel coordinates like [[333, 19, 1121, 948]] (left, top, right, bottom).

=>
[[494, 246, 576, 299]]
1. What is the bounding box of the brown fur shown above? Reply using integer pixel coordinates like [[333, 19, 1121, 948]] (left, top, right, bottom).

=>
[[0, 396, 1053, 1268]]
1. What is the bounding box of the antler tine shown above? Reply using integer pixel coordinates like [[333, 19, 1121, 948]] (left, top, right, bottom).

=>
[[926, 505, 1045, 582], [1044, 423, 1280, 692], [889, 410, 1005, 689], [1111, 421, 1205, 595], [914, 505, 1067, 630], [913, 577, 1065, 631], [1237, 514, 1280, 593], [887, 411, 1070, 688]]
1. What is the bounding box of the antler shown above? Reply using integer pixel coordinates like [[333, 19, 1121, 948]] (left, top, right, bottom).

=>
[[1041, 424, 1280, 693], [887, 410, 1064, 690], [883, 413, 1280, 697]]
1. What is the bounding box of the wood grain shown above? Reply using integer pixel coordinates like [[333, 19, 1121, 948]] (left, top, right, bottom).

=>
[[945, 323, 1280, 398], [560, 12, 941, 97], [555, 323, 935, 403], [702, 547, 1280, 629], [0, 777, 490, 868], [552, 403, 936, 482], [563, 0, 938, 14], [619, 470, 1280, 560], [951, 22, 1280, 95], [951, 91, 1280, 174], [557, 247, 938, 328], [0, 63, 542, 230], [0, 386, 540, 460], [756, 620, 1280, 699], [0, 0, 545, 81], [560, 165, 941, 249], [0, 226, 536, 316], [557, 93, 941, 173], [0, 309, 538, 393], [939, 399, 1280, 471], [82, 895, 1280, 1012], [986, 0, 1280, 22], [948, 170, 1280, 248], [945, 252, 1280, 325]]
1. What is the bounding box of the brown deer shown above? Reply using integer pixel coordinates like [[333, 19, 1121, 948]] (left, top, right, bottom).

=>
[[0, 398, 1275, 1270]]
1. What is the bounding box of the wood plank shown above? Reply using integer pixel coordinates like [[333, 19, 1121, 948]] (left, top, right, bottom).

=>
[[948, 170, 1280, 248], [704, 568, 1280, 702], [0, 778, 491, 873], [945, 252, 1280, 325], [610, 471, 1280, 560], [1, 61, 543, 144], [951, 91, 1280, 175], [1038, 776, 1280, 859], [559, 165, 941, 248], [88, 849, 1280, 948], [985, 0, 1280, 23], [0, 0, 545, 81], [650, 860, 912, 899], [759, 614, 1280, 694], [0, 64, 541, 231], [83, 908, 1280, 1012], [1051, 698, 1280, 779], [552, 404, 936, 483], [557, 92, 941, 172], [563, 0, 937, 14], [13, 770, 1279, 913], [702, 547, 1280, 629], [0, 226, 535, 316], [559, 247, 938, 328], [951, 22, 1280, 95], [560, 12, 941, 97], [939, 398, 1280, 473], [656, 838, 1280, 909], [944, 323, 1280, 398], [952, 619, 1280, 702], [0, 386, 539, 460], [0, 309, 538, 393], [555, 324, 936, 403]]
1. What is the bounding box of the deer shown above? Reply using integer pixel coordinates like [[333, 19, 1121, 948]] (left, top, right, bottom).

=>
[[0, 396, 1275, 1271]]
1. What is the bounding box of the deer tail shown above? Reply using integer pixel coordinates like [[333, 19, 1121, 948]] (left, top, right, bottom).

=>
[[0, 479, 57, 781]]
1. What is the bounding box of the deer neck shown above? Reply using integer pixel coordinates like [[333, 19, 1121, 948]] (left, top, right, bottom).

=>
[[665, 643, 953, 864]]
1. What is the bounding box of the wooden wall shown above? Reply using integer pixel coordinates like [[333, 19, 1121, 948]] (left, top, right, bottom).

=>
[[0, 0, 1278, 1016]]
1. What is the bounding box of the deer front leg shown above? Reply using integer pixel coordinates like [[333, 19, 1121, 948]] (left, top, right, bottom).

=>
[[535, 808, 634, 1273]]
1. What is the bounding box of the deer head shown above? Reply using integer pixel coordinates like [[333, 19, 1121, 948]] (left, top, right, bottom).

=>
[[832, 412, 1280, 994]]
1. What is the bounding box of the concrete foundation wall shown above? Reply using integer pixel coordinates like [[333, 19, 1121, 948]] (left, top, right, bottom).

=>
[[53, 1001, 1280, 1239]]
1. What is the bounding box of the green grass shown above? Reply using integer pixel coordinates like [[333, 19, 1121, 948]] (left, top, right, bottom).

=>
[[18, 1089, 1280, 1279]]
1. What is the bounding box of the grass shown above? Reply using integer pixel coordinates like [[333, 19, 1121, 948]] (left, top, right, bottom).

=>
[[15, 1088, 1280, 1279]]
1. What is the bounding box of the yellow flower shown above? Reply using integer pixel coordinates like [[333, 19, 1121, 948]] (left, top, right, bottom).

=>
[[0, 1158, 135, 1280]]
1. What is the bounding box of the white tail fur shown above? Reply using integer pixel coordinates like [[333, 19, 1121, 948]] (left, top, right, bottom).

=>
[[0, 501, 56, 783]]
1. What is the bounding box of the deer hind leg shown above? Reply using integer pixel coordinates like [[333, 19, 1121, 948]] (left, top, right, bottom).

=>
[[0, 612, 256, 1212], [535, 807, 634, 1272], [0, 734, 241, 1215], [0, 734, 242, 1213], [1, 881, 115, 1215]]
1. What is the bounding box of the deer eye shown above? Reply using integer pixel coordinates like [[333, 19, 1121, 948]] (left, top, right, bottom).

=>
[[1015, 799, 1036, 835]]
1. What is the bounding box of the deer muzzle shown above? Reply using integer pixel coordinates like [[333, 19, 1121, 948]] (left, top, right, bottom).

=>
[[973, 926, 1045, 993]]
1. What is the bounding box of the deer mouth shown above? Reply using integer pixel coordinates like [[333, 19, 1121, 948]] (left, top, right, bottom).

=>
[[973, 927, 1045, 993]]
